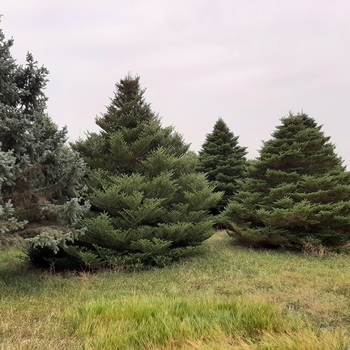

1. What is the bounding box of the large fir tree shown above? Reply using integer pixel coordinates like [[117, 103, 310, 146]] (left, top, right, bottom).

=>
[[0, 24, 87, 237], [28, 74, 222, 269], [197, 118, 247, 212], [73, 74, 188, 175], [95, 74, 154, 133], [222, 112, 350, 250]]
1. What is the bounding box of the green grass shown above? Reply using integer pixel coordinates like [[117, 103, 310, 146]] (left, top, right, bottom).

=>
[[0, 232, 350, 349]]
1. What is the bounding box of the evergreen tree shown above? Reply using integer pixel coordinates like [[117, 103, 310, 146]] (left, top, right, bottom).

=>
[[222, 112, 350, 250], [95, 74, 154, 133], [73, 74, 188, 175], [27, 75, 222, 269], [0, 24, 87, 238], [197, 118, 247, 212]]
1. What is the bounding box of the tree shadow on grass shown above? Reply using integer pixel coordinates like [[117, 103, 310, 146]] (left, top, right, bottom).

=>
[[0, 245, 74, 296]]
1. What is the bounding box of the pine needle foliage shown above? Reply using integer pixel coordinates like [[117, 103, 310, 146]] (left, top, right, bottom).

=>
[[222, 112, 350, 250], [73, 74, 187, 175], [95, 74, 154, 133], [0, 23, 87, 241], [28, 74, 222, 269], [197, 117, 247, 212]]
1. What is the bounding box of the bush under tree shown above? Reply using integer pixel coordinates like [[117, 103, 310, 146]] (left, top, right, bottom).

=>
[[197, 117, 247, 213], [222, 112, 350, 250], [27, 74, 222, 269]]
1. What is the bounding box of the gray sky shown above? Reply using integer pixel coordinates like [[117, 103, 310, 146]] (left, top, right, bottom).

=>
[[2, 0, 350, 166]]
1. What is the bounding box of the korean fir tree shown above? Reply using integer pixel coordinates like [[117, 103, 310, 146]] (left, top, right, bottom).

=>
[[197, 117, 247, 213], [0, 23, 87, 243], [222, 112, 350, 251], [27, 74, 222, 269]]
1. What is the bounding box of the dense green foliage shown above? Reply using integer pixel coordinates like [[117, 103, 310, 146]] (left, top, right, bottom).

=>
[[28, 74, 222, 269], [73, 75, 188, 174], [0, 25, 86, 237], [1, 20, 350, 348], [3, 21, 350, 271], [197, 117, 247, 212], [222, 112, 350, 250]]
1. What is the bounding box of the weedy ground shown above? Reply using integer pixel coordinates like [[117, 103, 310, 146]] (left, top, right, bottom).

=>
[[0, 231, 349, 349]]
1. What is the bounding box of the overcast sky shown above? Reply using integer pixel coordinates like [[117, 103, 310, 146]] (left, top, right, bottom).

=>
[[2, 1, 350, 166]]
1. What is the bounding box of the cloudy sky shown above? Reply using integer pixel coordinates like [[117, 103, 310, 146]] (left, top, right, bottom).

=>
[[2, 1, 350, 165]]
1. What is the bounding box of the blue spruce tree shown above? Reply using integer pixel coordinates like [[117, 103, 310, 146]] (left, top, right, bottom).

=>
[[0, 23, 87, 244]]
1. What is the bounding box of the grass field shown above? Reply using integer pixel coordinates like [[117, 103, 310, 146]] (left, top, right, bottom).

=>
[[1, 231, 350, 349]]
